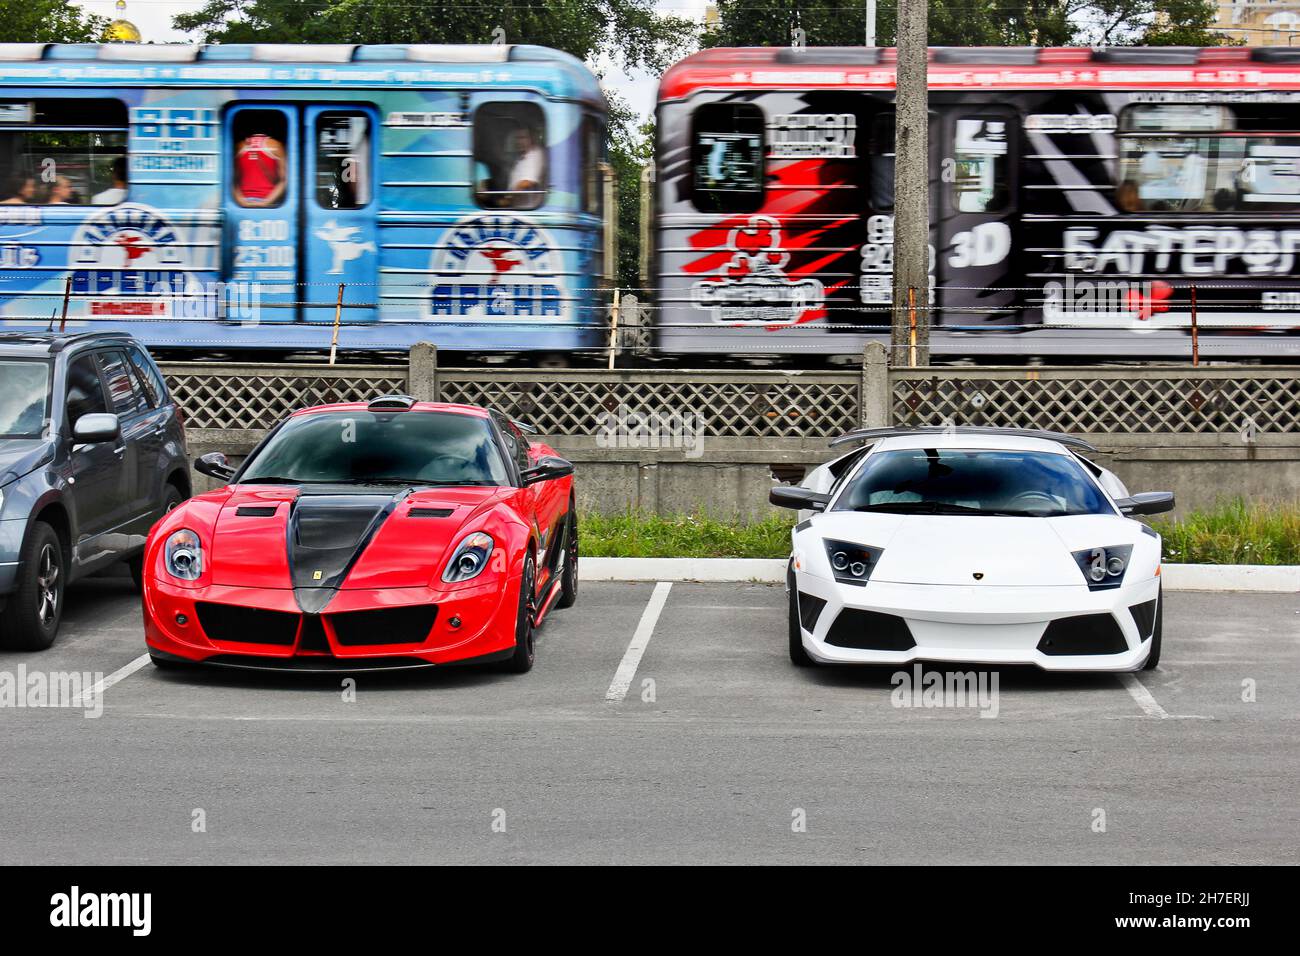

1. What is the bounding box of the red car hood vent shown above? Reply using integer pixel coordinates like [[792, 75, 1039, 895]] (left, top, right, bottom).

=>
[[287, 491, 407, 612]]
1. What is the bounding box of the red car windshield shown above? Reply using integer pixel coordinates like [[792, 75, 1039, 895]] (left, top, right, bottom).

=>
[[239, 411, 512, 486]]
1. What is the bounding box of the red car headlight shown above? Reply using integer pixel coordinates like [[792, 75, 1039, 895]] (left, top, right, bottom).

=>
[[442, 532, 494, 583], [164, 528, 204, 581]]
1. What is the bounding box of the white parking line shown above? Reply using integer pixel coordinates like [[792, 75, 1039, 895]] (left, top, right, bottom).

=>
[[1117, 673, 1170, 719], [71, 653, 151, 708], [605, 581, 672, 702]]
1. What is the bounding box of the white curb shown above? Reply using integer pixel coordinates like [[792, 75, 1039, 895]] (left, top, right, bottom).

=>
[[579, 558, 1300, 592], [1161, 564, 1300, 593]]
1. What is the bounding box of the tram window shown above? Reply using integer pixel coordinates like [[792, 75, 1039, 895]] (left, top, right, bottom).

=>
[[315, 113, 371, 209], [231, 110, 288, 209], [581, 113, 603, 215], [691, 103, 764, 213], [951, 117, 1010, 213], [474, 102, 546, 211], [0, 98, 127, 206], [869, 114, 895, 211], [1117, 104, 1300, 213]]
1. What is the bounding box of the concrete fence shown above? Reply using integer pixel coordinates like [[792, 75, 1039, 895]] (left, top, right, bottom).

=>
[[160, 344, 1300, 519]]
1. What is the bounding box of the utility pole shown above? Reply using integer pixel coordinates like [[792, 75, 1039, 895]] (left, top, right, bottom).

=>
[[865, 0, 876, 46], [891, 0, 929, 366]]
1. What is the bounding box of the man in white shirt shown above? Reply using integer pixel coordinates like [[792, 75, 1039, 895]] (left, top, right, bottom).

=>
[[93, 157, 128, 205], [505, 126, 544, 203]]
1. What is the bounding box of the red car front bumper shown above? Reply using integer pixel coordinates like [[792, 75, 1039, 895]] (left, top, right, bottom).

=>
[[144, 575, 518, 671]]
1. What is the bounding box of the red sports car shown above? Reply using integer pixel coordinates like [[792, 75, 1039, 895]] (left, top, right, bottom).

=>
[[142, 396, 577, 673]]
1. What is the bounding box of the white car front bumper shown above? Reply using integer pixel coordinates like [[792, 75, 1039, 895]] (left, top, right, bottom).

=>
[[792, 571, 1161, 672]]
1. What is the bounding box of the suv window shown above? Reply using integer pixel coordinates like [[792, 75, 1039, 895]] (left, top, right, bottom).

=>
[[0, 359, 50, 438], [127, 345, 167, 408], [96, 349, 148, 417], [65, 354, 108, 425]]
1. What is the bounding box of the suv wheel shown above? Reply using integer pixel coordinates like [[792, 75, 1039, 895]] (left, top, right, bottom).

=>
[[0, 522, 65, 650]]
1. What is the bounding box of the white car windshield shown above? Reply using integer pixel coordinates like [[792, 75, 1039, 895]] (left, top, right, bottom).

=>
[[832, 448, 1114, 517]]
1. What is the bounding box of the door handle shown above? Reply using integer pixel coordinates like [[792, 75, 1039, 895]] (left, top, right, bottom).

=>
[[112, 445, 126, 457]]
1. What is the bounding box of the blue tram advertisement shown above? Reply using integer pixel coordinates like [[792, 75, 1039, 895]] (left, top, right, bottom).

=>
[[0, 43, 612, 353]]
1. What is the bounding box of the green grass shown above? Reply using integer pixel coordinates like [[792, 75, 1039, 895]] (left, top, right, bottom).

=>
[[580, 512, 794, 559], [581, 499, 1300, 565], [1151, 499, 1300, 566]]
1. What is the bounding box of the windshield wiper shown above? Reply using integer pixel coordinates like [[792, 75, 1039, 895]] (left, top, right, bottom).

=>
[[853, 501, 980, 514], [853, 501, 1023, 516]]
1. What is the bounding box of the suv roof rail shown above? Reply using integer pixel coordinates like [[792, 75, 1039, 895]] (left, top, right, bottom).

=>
[[829, 425, 1098, 453], [0, 329, 133, 353], [49, 330, 133, 352]]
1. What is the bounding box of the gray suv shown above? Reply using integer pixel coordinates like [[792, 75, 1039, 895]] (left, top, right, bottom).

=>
[[0, 331, 189, 649]]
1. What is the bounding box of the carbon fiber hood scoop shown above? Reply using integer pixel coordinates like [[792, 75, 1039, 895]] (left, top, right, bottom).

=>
[[286, 491, 406, 612]]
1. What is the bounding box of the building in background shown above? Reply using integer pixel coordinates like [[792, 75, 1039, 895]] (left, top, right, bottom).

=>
[[1216, 0, 1300, 45]]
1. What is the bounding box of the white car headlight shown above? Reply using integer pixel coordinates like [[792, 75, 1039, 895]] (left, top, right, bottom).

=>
[[1072, 544, 1132, 591], [164, 528, 204, 581], [442, 532, 494, 583], [823, 539, 884, 586]]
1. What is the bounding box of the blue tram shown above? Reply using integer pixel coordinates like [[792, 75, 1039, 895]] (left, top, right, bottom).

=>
[[0, 43, 611, 353]]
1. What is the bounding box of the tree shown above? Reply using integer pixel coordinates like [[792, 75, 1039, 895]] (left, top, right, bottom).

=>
[[701, 0, 1079, 49], [175, 0, 695, 72], [606, 93, 654, 292], [1141, 0, 1234, 45], [0, 0, 107, 43]]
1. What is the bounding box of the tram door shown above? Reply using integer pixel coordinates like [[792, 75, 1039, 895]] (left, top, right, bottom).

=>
[[302, 105, 378, 324], [224, 105, 300, 322], [936, 108, 1018, 328], [223, 103, 379, 324]]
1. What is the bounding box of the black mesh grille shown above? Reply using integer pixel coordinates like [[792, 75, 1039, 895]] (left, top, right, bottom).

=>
[[329, 605, 438, 646], [235, 506, 278, 517], [409, 507, 454, 518], [1038, 614, 1129, 656], [195, 602, 299, 646], [824, 608, 915, 651], [797, 592, 826, 633], [1129, 600, 1158, 642]]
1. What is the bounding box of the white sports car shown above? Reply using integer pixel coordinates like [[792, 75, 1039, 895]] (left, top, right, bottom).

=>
[[771, 427, 1174, 672]]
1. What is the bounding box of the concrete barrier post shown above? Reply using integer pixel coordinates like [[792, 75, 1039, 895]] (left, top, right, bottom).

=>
[[409, 341, 439, 401], [861, 341, 891, 427]]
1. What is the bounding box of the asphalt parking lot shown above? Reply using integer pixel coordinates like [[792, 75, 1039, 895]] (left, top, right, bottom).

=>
[[1, 570, 1297, 865]]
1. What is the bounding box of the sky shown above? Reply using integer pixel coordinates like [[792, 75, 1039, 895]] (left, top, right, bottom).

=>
[[75, 0, 713, 124]]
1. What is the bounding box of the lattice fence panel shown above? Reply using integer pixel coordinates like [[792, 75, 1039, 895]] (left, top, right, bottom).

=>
[[892, 374, 1300, 434], [163, 368, 408, 430], [439, 376, 860, 438]]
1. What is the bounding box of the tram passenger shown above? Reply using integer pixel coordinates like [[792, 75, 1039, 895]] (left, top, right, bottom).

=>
[[0, 173, 36, 204], [92, 158, 127, 204], [234, 131, 287, 207], [46, 176, 77, 205], [506, 125, 545, 199]]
